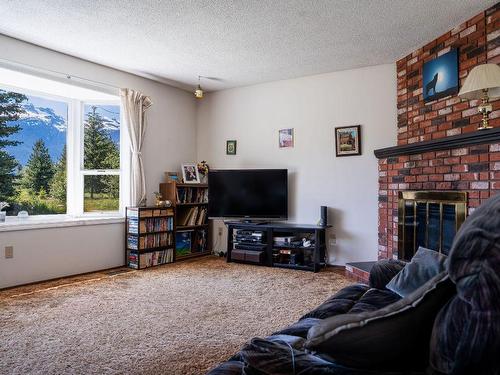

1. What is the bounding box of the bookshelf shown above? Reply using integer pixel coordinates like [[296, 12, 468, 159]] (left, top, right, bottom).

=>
[[126, 207, 175, 269], [159, 182, 211, 260]]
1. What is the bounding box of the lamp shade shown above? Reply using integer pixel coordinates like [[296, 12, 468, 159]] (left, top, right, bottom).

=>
[[458, 63, 500, 100]]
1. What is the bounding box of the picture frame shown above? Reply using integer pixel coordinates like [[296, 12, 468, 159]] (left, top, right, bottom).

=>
[[335, 125, 361, 157], [226, 140, 237, 155], [165, 171, 179, 183], [181, 164, 200, 183], [279, 128, 294, 148], [423, 48, 459, 102]]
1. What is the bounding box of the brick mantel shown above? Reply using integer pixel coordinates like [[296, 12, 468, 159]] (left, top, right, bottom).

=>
[[375, 127, 500, 158], [377, 3, 500, 261]]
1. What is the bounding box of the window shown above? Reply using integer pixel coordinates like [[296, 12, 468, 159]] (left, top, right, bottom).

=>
[[82, 104, 121, 213], [0, 75, 127, 218]]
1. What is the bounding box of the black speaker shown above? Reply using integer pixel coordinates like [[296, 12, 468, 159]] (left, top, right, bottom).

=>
[[320, 206, 327, 227]]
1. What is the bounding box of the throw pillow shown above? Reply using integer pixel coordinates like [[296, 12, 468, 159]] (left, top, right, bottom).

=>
[[305, 272, 455, 371], [386, 246, 447, 297], [368, 258, 406, 289]]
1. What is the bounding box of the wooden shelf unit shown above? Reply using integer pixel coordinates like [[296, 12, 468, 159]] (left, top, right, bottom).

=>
[[159, 181, 211, 260], [126, 206, 176, 269]]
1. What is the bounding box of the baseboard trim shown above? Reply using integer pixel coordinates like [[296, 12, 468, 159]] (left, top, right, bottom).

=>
[[0, 264, 127, 291]]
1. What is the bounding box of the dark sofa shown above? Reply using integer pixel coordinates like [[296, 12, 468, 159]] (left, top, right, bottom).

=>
[[207, 194, 500, 375]]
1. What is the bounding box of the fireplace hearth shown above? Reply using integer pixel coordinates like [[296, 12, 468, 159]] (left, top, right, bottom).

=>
[[398, 191, 467, 261]]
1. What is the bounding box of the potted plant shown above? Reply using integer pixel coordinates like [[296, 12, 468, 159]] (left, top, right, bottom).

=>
[[197, 161, 209, 183], [0, 202, 9, 222]]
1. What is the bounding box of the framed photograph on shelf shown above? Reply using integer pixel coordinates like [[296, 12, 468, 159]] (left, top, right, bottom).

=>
[[226, 140, 237, 155], [181, 164, 200, 183], [279, 128, 294, 148], [335, 125, 361, 157]]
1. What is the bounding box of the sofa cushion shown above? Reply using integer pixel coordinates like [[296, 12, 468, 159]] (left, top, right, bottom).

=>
[[300, 284, 370, 320], [305, 272, 455, 371], [347, 288, 401, 314], [273, 318, 322, 338], [368, 258, 406, 289], [239, 337, 334, 375], [386, 246, 447, 297], [429, 194, 500, 375]]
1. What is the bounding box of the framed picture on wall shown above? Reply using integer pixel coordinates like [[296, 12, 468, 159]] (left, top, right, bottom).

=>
[[423, 48, 459, 102], [181, 164, 200, 183], [335, 125, 361, 157], [279, 128, 294, 148], [226, 140, 237, 155]]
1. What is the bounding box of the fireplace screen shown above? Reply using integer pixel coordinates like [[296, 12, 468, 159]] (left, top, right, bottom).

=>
[[398, 191, 467, 261]]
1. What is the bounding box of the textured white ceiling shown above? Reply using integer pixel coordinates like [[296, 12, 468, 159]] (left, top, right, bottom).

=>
[[0, 0, 495, 92]]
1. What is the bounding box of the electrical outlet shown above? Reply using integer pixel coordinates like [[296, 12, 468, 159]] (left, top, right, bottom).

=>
[[218, 227, 223, 236], [329, 236, 336, 246], [5, 246, 13, 259]]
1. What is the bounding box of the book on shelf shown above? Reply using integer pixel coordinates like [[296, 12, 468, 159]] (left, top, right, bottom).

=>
[[176, 186, 209, 204], [128, 208, 174, 218], [127, 232, 173, 250], [128, 216, 174, 234], [128, 248, 174, 269], [177, 206, 207, 227], [193, 229, 208, 253]]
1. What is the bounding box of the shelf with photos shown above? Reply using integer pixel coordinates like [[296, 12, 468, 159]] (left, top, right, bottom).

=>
[[159, 161, 212, 261]]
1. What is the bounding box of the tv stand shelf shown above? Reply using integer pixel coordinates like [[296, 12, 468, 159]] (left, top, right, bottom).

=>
[[225, 222, 330, 272]]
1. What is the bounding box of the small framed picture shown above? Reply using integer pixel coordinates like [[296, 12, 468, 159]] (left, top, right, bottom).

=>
[[335, 125, 361, 157], [165, 171, 179, 182], [226, 140, 237, 155], [181, 164, 200, 183], [279, 128, 294, 148]]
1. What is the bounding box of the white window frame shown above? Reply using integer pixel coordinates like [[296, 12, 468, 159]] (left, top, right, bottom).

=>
[[0, 82, 129, 219]]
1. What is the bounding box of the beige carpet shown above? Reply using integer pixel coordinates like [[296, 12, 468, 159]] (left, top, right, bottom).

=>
[[0, 257, 350, 375]]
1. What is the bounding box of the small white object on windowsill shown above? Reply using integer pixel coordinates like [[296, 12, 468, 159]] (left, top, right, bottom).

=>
[[0, 202, 9, 222], [17, 210, 29, 219]]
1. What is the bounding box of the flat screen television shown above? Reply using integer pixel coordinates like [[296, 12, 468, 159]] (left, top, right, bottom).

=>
[[208, 169, 288, 220]]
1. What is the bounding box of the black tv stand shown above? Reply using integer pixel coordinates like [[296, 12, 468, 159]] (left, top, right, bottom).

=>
[[225, 221, 330, 272], [241, 220, 269, 225]]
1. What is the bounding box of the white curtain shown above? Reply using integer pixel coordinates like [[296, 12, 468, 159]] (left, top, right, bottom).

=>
[[120, 88, 152, 207]]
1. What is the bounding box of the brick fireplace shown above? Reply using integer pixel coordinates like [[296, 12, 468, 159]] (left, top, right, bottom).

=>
[[378, 3, 500, 262], [346, 3, 500, 283]]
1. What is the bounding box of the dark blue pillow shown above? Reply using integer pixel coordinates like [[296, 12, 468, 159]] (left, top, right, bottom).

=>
[[386, 246, 447, 297]]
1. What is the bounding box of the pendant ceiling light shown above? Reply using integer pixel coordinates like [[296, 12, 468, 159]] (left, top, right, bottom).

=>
[[194, 76, 204, 99]]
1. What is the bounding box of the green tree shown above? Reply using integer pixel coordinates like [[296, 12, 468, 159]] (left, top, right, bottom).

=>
[[21, 139, 55, 193], [50, 145, 67, 206], [0, 90, 26, 201], [84, 106, 119, 198]]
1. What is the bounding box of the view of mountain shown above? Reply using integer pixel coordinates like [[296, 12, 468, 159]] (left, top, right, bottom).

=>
[[4, 94, 120, 166]]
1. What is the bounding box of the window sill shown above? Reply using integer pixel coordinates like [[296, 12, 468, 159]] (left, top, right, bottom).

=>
[[0, 215, 125, 232]]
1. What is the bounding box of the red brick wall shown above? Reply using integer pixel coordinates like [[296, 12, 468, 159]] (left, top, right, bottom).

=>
[[378, 3, 500, 260]]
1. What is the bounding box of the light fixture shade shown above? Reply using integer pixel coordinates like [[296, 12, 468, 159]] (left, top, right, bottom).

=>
[[458, 63, 500, 100], [194, 84, 203, 99]]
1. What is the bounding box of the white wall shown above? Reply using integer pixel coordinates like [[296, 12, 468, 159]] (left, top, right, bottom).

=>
[[196, 64, 397, 265], [1, 224, 124, 288], [0, 35, 197, 288]]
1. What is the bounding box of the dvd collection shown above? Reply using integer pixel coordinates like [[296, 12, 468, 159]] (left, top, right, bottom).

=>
[[128, 249, 174, 269], [128, 217, 174, 234], [127, 232, 173, 250]]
